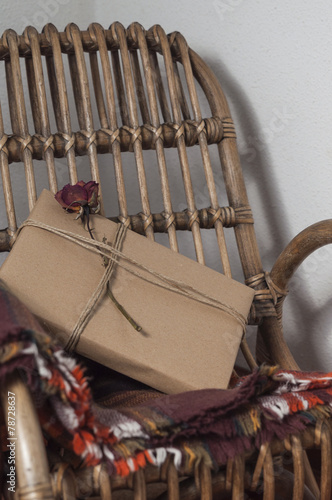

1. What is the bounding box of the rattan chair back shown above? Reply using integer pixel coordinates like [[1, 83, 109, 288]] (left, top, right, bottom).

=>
[[0, 22, 270, 320]]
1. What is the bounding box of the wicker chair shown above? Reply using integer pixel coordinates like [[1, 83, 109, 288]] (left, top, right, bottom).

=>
[[0, 21, 331, 499]]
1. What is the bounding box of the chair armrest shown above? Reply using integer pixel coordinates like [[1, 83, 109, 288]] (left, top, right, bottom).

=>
[[270, 219, 332, 290], [258, 220, 332, 371], [0, 371, 55, 499]]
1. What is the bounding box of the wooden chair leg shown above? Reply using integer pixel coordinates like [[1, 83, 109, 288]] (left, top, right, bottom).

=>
[[133, 469, 147, 500], [290, 435, 305, 500], [0, 371, 55, 500], [198, 462, 212, 500], [319, 422, 332, 500], [51, 463, 77, 500], [232, 455, 245, 500], [262, 447, 275, 500], [166, 461, 180, 500]]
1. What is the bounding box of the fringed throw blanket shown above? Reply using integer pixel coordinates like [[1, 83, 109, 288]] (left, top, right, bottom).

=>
[[1, 279, 332, 476]]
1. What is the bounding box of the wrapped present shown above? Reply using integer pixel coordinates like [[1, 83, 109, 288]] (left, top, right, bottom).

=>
[[0, 190, 254, 393]]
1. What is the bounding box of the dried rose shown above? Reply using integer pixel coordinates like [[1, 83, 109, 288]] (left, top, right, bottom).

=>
[[55, 180, 99, 214]]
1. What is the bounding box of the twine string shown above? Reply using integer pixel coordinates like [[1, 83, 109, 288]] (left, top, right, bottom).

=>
[[66, 223, 127, 352], [18, 219, 248, 351]]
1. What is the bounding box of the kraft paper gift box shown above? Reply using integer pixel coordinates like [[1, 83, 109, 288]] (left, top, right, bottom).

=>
[[0, 189, 255, 394]]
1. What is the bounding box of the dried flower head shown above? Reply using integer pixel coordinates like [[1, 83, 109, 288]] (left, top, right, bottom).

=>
[[55, 181, 99, 215]]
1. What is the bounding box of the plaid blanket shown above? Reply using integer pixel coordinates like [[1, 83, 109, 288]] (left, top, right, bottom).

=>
[[1, 279, 332, 476]]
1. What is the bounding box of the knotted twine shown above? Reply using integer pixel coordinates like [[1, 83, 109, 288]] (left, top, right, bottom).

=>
[[17, 219, 248, 352]]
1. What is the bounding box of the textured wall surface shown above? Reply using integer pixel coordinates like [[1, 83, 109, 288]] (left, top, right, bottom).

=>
[[0, 0, 331, 371]]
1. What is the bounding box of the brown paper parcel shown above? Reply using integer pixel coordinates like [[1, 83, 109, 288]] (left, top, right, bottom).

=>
[[0, 190, 255, 394]]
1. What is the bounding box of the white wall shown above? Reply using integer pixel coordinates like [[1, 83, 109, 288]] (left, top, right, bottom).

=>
[[0, 0, 332, 371]]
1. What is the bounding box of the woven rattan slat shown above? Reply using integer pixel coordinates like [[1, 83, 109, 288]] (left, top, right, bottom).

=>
[[111, 49, 130, 126], [66, 23, 104, 214], [0, 103, 16, 236], [89, 51, 108, 125], [44, 23, 78, 185], [4, 29, 37, 211], [88, 23, 130, 227], [153, 25, 205, 263], [176, 32, 232, 276], [131, 23, 178, 251], [113, 22, 154, 240], [131, 50, 151, 124], [24, 26, 58, 193], [149, 51, 172, 123], [173, 61, 191, 120]]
